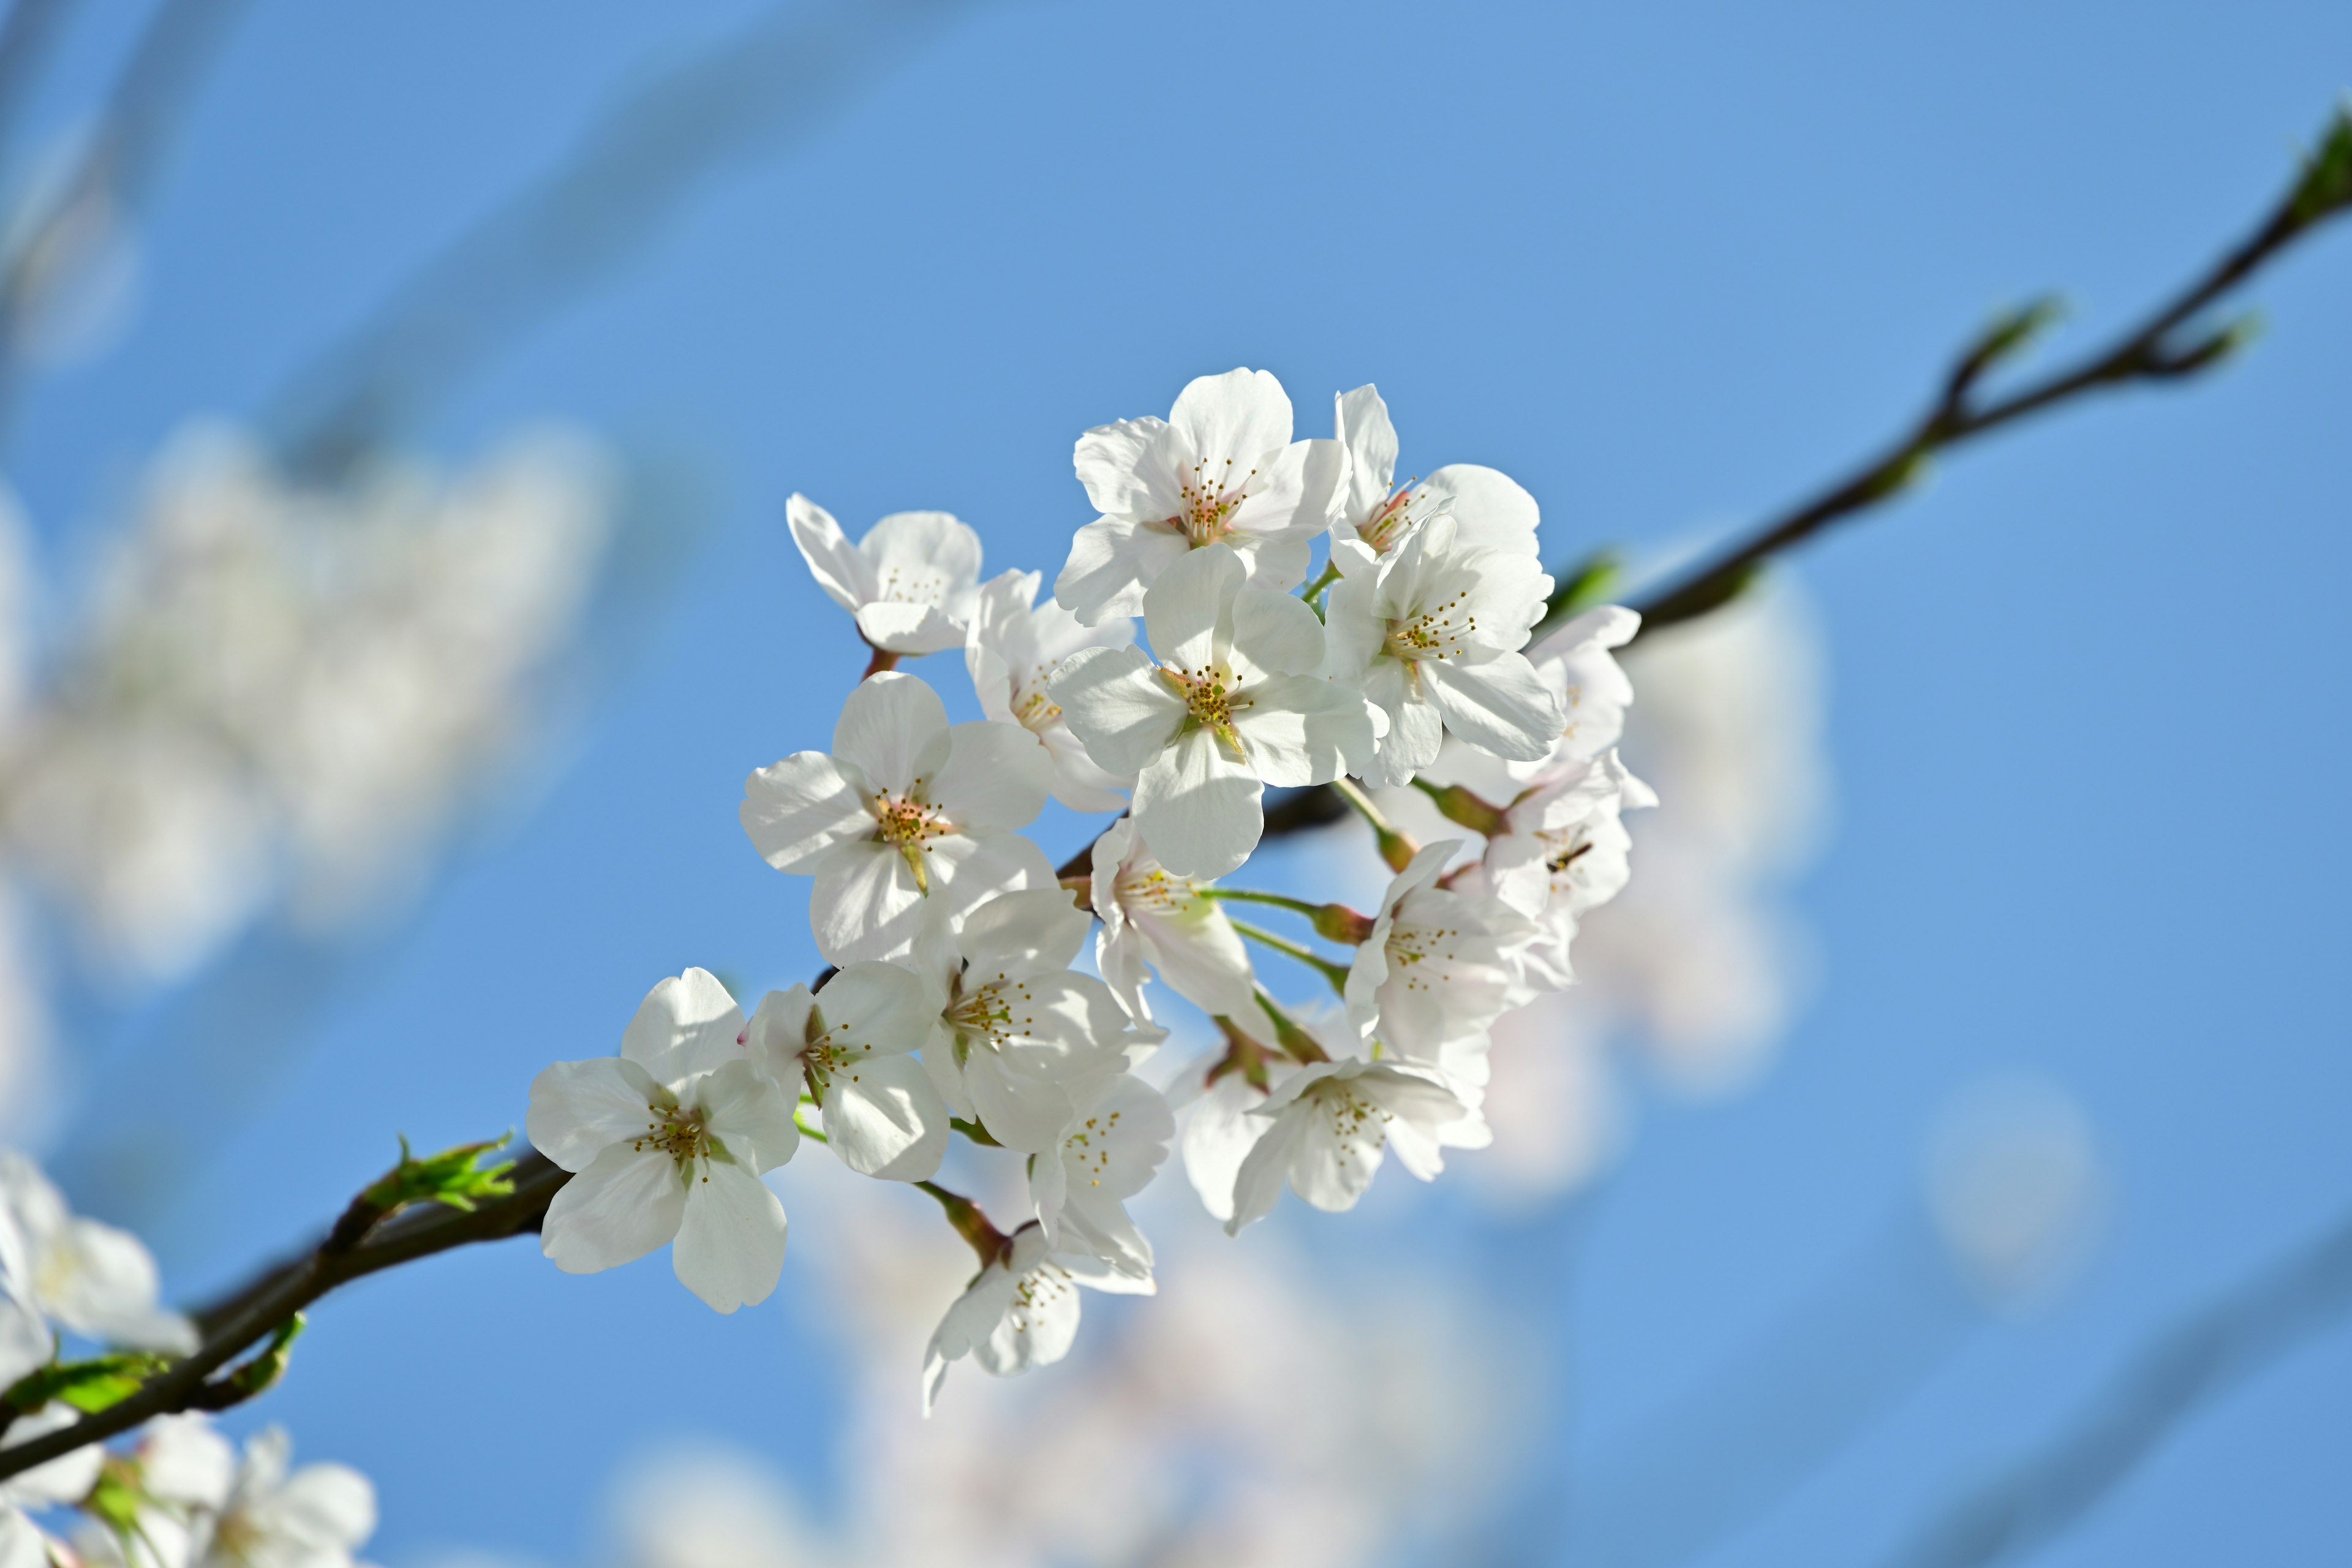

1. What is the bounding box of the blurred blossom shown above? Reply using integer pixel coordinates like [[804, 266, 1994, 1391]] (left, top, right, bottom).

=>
[[1377, 582, 1831, 1202], [1925, 1072, 2108, 1310], [0, 422, 614, 983]]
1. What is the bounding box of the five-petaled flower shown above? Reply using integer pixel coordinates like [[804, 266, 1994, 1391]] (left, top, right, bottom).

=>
[[1050, 543, 1370, 878], [528, 969, 800, 1313], [964, 568, 1137, 812], [1328, 383, 1542, 576], [1087, 816, 1256, 1023], [1224, 1049, 1481, 1235], [744, 960, 946, 1181], [741, 671, 1055, 964], [1055, 368, 1345, 625], [1345, 841, 1536, 1076], [921, 1220, 1147, 1414], [788, 494, 984, 656], [1030, 1072, 1173, 1285]]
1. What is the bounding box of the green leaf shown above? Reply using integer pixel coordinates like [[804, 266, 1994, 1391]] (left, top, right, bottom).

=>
[[3, 1351, 173, 1415], [2291, 102, 2352, 225], [360, 1133, 518, 1219]]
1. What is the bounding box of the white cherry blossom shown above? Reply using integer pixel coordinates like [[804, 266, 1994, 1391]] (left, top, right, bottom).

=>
[[195, 1427, 374, 1568], [1087, 816, 1255, 1023], [744, 962, 946, 1182], [1472, 748, 1654, 992], [528, 969, 799, 1313], [0, 1508, 56, 1568], [0, 1152, 194, 1353], [917, 890, 1150, 1155], [1050, 543, 1371, 878], [963, 569, 1134, 812], [70, 1414, 236, 1568], [1329, 384, 1542, 576], [1179, 1052, 1305, 1223], [1029, 1072, 1173, 1285], [1324, 513, 1561, 787], [1225, 1054, 1479, 1235], [741, 672, 1054, 965], [1345, 841, 1536, 1066], [0, 1405, 102, 1513], [1055, 368, 1346, 625], [921, 1221, 1147, 1414], [786, 494, 982, 655]]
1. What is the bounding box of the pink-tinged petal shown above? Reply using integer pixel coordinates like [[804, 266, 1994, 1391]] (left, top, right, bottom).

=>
[[620, 968, 748, 1081], [832, 671, 952, 794], [1074, 415, 1176, 519], [820, 1054, 949, 1180], [1417, 464, 1540, 556], [1056, 516, 1188, 626], [785, 493, 872, 611], [929, 720, 1052, 832], [1168, 368, 1293, 466], [1335, 385, 1399, 527], [740, 753, 869, 873], [1424, 652, 1565, 762], [693, 1059, 801, 1174], [1142, 541, 1243, 672], [527, 1055, 664, 1172], [540, 1143, 685, 1274], [671, 1161, 786, 1313], [812, 840, 927, 965], [1131, 728, 1262, 880], [1229, 584, 1325, 679], [958, 888, 1090, 978], [854, 601, 967, 655], [1050, 646, 1185, 775]]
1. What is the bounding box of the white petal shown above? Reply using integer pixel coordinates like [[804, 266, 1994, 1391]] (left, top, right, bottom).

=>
[[785, 494, 872, 612], [831, 672, 952, 794], [693, 1060, 801, 1174], [1229, 674, 1366, 788], [540, 1144, 685, 1275], [671, 1162, 787, 1313], [957, 887, 1090, 978], [270, 1461, 377, 1551], [929, 722, 1052, 832], [854, 600, 967, 654], [1335, 384, 1399, 527], [821, 1055, 949, 1180], [922, 1253, 1019, 1415], [136, 1415, 235, 1509], [0, 1297, 49, 1390], [1055, 516, 1188, 626], [1363, 675, 1444, 787], [1229, 584, 1326, 679], [813, 962, 937, 1055], [741, 985, 817, 1082], [0, 1506, 53, 1568], [0, 1404, 102, 1507], [932, 832, 1056, 930], [1224, 1104, 1309, 1235], [619, 968, 748, 1082], [1141, 540, 1243, 673], [1168, 368, 1292, 467], [1129, 901, 1256, 1017], [740, 753, 870, 873], [1424, 652, 1566, 762], [1417, 464, 1540, 556], [861, 509, 981, 589], [811, 840, 927, 965], [1073, 415, 1175, 520], [528, 1058, 666, 1172], [1050, 645, 1185, 775], [1130, 728, 1262, 880], [962, 1055, 1078, 1153]]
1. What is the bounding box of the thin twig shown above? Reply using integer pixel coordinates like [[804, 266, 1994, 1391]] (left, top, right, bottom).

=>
[[1623, 108, 2352, 639]]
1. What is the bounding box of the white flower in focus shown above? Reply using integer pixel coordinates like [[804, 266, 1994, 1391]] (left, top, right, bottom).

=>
[[744, 963, 946, 1182], [741, 672, 1055, 965], [1329, 384, 1542, 575], [1087, 816, 1255, 1023], [0, 1153, 194, 1352], [1344, 842, 1536, 1066], [963, 570, 1134, 812], [527, 970, 799, 1313], [198, 1427, 374, 1568], [1178, 1054, 1305, 1223], [0, 1405, 102, 1512], [919, 891, 1151, 1154], [1050, 544, 1370, 878], [921, 1221, 1145, 1414], [1029, 1073, 1173, 1285], [786, 494, 982, 655], [1224, 1055, 1477, 1235], [1324, 514, 1560, 787], [1473, 748, 1654, 993], [1055, 368, 1346, 625]]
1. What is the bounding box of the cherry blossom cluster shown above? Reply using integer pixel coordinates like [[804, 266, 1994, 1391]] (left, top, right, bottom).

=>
[[525, 368, 1654, 1409], [0, 1156, 378, 1568]]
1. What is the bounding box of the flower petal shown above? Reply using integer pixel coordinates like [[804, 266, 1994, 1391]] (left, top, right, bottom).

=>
[[957, 887, 1090, 978], [832, 671, 952, 794], [1073, 415, 1176, 520], [820, 1054, 949, 1180], [527, 1055, 666, 1172], [1130, 727, 1262, 879], [619, 968, 748, 1082], [1055, 516, 1188, 626], [814, 962, 937, 1055], [1229, 674, 1366, 788], [929, 721, 1052, 833], [1417, 463, 1540, 557], [854, 600, 967, 654], [540, 1143, 685, 1275], [811, 840, 926, 965], [1142, 541, 1243, 673], [1168, 368, 1292, 466], [1335, 384, 1399, 527], [1050, 645, 1185, 776], [785, 493, 872, 612], [695, 1059, 801, 1174], [1229, 584, 1326, 679], [741, 752, 870, 873], [671, 1161, 786, 1313], [1424, 652, 1566, 762]]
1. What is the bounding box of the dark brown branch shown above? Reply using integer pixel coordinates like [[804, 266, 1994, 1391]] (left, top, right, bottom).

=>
[[1624, 108, 2352, 639]]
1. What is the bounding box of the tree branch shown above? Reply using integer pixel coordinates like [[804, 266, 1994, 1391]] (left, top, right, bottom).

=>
[[1623, 105, 2352, 639]]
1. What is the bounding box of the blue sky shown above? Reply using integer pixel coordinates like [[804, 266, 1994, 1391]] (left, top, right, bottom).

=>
[[10, 2, 2351, 1564]]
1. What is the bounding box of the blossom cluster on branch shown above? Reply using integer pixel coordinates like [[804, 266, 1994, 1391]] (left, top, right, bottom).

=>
[[524, 368, 1654, 1409]]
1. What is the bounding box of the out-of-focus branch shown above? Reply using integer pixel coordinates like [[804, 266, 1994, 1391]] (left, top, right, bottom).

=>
[[265, 0, 974, 478], [0, 0, 252, 437], [1884, 1206, 2352, 1568], [1618, 104, 2352, 639]]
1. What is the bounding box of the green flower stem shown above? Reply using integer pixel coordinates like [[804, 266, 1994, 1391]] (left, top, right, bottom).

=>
[[1205, 887, 1375, 944], [1227, 918, 1350, 996], [916, 1180, 1007, 1264], [1253, 988, 1332, 1063], [1409, 775, 1507, 835], [1330, 777, 1420, 872], [1299, 558, 1344, 620]]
